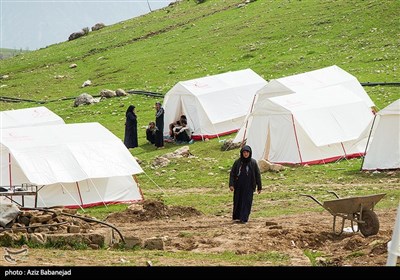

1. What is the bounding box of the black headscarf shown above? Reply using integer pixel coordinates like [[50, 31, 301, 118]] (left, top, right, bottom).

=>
[[126, 105, 135, 117], [240, 145, 252, 163]]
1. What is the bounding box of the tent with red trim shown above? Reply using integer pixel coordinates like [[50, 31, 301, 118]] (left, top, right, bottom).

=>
[[162, 69, 267, 140], [234, 86, 374, 165], [361, 99, 400, 170], [0, 122, 143, 208], [0, 106, 65, 129]]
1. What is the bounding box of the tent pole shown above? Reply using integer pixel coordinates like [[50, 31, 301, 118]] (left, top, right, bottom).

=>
[[75, 182, 84, 207], [291, 114, 303, 164], [360, 115, 377, 171], [387, 204, 400, 266], [133, 175, 144, 200], [8, 153, 12, 189], [60, 183, 85, 211], [241, 94, 257, 146], [339, 142, 350, 163]]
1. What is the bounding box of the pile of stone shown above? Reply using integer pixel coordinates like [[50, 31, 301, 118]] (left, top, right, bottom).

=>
[[0, 206, 114, 249]]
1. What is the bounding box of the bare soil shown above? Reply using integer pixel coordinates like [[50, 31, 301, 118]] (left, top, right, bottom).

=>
[[1, 200, 396, 267]]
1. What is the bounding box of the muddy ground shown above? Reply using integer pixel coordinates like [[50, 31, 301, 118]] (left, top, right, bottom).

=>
[[1, 200, 397, 267]]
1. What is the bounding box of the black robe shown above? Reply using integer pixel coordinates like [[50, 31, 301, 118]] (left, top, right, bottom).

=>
[[124, 111, 138, 148], [146, 127, 156, 144], [155, 107, 164, 148], [229, 158, 261, 223]]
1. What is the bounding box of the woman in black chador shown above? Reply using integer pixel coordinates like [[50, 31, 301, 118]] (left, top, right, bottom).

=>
[[123, 105, 138, 149], [154, 102, 165, 149], [229, 145, 262, 224]]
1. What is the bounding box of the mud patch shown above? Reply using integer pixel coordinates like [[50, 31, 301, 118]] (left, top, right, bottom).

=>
[[105, 199, 202, 223]]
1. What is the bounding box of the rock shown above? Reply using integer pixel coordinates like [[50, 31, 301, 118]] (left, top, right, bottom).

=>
[[67, 225, 80, 233], [91, 23, 105, 31], [100, 89, 116, 98], [73, 93, 98, 107], [144, 237, 165, 250], [29, 233, 47, 245], [220, 139, 241, 151], [81, 80, 91, 87], [31, 214, 52, 223], [115, 88, 127, 97], [124, 236, 142, 249]]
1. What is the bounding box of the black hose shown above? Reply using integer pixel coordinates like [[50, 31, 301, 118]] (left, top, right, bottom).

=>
[[21, 207, 125, 244], [361, 82, 400, 86], [126, 90, 164, 98], [0, 89, 164, 104]]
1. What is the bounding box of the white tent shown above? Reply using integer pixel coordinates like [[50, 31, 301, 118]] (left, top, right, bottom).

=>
[[0, 106, 65, 129], [162, 69, 267, 140], [235, 65, 375, 147], [234, 86, 374, 165], [253, 65, 375, 107], [362, 99, 400, 170], [0, 122, 144, 208]]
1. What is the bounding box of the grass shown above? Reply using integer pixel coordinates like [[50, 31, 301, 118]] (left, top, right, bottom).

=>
[[20, 247, 290, 266], [1, 0, 399, 266], [346, 251, 365, 259], [304, 249, 324, 266]]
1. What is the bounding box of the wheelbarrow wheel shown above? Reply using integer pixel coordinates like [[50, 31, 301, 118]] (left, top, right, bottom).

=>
[[359, 209, 379, 237]]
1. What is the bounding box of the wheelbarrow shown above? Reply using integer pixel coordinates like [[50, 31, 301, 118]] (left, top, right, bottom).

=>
[[300, 191, 385, 237]]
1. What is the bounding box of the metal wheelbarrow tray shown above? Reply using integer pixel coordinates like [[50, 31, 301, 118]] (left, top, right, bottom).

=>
[[301, 191, 386, 237]]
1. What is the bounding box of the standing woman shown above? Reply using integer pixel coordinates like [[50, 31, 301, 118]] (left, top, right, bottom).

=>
[[154, 102, 165, 149], [229, 145, 262, 224], [123, 105, 138, 149]]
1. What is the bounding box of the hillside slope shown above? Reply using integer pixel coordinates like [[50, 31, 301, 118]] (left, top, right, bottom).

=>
[[1, 3, 400, 266], [0, 0, 398, 110]]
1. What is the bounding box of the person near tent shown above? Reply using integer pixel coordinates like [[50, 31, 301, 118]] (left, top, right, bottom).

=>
[[146, 121, 157, 144], [123, 105, 138, 149], [154, 102, 165, 149], [229, 145, 262, 224], [173, 119, 193, 144], [169, 115, 187, 138]]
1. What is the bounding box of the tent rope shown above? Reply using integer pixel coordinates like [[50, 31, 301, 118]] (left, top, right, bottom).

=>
[[142, 171, 169, 198]]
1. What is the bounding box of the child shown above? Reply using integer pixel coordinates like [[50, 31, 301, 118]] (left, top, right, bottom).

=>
[[173, 119, 193, 144], [146, 121, 157, 144]]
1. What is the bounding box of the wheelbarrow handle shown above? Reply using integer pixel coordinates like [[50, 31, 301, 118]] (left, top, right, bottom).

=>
[[326, 191, 340, 199], [299, 194, 323, 207]]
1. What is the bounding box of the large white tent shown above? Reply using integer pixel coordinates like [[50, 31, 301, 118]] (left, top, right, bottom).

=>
[[234, 86, 374, 165], [235, 65, 375, 150], [362, 99, 400, 170], [0, 122, 143, 208], [0, 106, 65, 129], [253, 65, 375, 107], [162, 69, 267, 140]]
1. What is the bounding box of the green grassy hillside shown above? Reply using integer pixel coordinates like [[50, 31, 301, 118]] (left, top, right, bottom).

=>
[[0, 0, 399, 217]]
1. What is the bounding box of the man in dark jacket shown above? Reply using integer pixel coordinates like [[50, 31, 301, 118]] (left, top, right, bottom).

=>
[[229, 145, 262, 224]]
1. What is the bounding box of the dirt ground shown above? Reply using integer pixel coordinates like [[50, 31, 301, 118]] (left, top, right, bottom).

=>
[[1, 200, 397, 267]]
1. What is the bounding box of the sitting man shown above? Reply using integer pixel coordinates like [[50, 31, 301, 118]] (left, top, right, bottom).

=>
[[169, 115, 187, 138], [173, 119, 193, 144], [146, 121, 157, 144]]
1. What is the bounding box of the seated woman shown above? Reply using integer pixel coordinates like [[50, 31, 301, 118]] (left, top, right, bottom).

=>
[[146, 121, 157, 144], [173, 119, 192, 144], [169, 115, 187, 138]]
